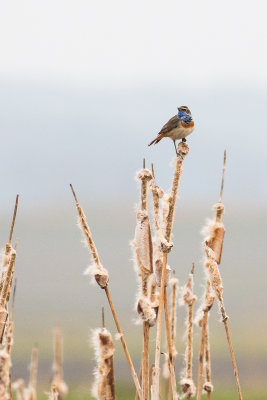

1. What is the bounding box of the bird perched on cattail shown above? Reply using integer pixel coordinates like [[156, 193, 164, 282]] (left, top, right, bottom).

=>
[[148, 106, 194, 155]]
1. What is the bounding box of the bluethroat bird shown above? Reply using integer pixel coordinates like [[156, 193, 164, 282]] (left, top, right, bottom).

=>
[[148, 106, 194, 156]]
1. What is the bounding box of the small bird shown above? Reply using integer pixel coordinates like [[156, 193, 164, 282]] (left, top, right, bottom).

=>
[[148, 106, 194, 155]]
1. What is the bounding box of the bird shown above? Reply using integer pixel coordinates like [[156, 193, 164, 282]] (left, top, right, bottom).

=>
[[148, 106, 194, 155]]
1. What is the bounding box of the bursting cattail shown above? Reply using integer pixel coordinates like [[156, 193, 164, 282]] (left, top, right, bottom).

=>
[[12, 379, 26, 400], [0, 349, 10, 400], [70, 184, 143, 400], [51, 327, 68, 398], [0, 248, 16, 344], [92, 328, 116, 400], [48, 384, 59, 400], [180, 265, 197, 399], [195, 281, 215, 400], [133, 162, 153, 400], [27, 347, 38, 400]]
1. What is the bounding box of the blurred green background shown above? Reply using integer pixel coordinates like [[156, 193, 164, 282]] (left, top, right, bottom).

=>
[[1, 0, 267, 398]]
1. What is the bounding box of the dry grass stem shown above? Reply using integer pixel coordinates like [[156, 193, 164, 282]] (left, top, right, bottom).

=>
[[70, 184, 143, 400], [92, 327, 116, 400]]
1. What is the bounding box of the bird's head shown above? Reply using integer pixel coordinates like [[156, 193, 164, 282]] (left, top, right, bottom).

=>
[[178, 106, 191, 116]]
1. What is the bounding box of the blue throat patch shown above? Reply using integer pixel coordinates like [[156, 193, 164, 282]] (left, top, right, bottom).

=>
[[177, 110, 192, 123]]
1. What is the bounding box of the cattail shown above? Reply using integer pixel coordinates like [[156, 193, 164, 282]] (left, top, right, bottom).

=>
[[51, 327, 68, 398], [180, 264, 197, 399], [196, 281, 214, 400], [92, 327, 116, 400], [0, 195, 19, 296], [12, 379, 26, 400], [133, 162, 153, 400], [70, 184, 109, 289], [48, 384, 59, 400], [0, 248, 16, 344], [153, 141, 189, 400], [70, 184, 143, 400], [27, 347, 38, 400], [0, 349, 11, 400]]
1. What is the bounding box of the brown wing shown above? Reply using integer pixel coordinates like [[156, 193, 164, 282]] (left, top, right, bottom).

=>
[[158, 115, 179, 135]]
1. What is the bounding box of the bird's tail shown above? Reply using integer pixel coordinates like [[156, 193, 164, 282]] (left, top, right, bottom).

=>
[[148, 133, 166, 146]]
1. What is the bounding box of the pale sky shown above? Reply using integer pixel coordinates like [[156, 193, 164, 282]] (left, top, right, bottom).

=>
[[1, 0, 267, 88]]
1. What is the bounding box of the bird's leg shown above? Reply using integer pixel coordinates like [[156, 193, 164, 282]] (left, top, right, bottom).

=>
[[182, 138, 187, 142], [173, 140, 178, 156]]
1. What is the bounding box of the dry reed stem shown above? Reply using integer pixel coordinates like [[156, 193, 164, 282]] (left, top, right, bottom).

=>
[[135, 364, 143, 400], [70, 185, 143, 399], [52, 327, 68, 398], [104, 287, 143, 400], [92, 327, 116, 400]]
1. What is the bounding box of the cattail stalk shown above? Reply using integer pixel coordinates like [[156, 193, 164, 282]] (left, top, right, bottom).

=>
[[180, 265, 197, 399], [135, 163, 153, 400], [92, 327, 116, 400], [51, 327, 68, 398], [70, 184, 143, 400], [153, 141, 189, 400], [196, 281, 214, 400], [27, 347, 38, 400]]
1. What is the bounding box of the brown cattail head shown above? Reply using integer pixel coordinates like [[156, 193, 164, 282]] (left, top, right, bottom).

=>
[[205, 203, 225, 264], [91, 328, 116, 400], [70, 184, 109, 289]]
